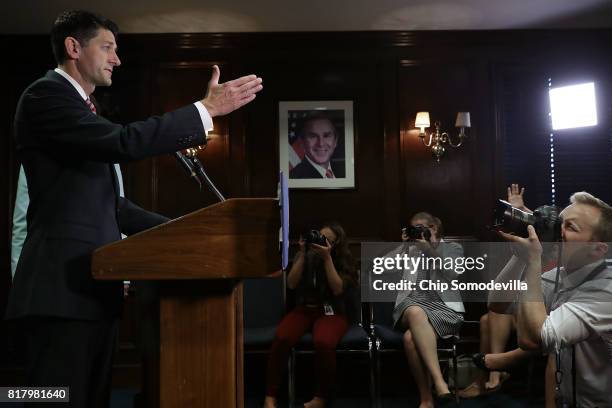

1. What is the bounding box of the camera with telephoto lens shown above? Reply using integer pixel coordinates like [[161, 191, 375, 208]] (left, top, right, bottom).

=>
[[402, 224, 432, 241], [303, 229, 328, 246], [493, 199, 561, 242]]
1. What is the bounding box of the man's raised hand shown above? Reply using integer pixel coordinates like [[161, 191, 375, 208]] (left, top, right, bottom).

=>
[[201, 65, 263, 117], [507, 183, 531, 213]]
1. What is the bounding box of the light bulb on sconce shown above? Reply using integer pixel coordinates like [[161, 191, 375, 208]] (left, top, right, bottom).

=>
[[414, 111, 471, 162]]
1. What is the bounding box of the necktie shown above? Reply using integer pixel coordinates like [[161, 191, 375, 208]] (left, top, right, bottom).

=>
[[325, 168, 335, 179], [85, 97, 97, 114], [84, 97, 124, 197]]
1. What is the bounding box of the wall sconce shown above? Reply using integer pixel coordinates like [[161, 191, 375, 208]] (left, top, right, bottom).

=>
[[415, 111, 471, 162]]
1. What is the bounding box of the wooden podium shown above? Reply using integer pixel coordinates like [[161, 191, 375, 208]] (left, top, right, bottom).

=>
[[92, 198, 281, 408]]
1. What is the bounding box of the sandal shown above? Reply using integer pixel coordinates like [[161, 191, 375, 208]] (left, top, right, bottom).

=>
[[457, 381, 485, 399], [484, 372, 511, 394]]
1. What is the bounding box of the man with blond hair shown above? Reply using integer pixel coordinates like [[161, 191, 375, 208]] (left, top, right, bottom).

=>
[[492, 192, 612, 407]]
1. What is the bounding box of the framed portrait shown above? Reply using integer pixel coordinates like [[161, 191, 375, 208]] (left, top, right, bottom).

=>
[[279, 101, 355, 189]]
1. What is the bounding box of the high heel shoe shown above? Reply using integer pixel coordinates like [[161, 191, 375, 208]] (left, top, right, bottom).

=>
[[435, 392, 454, 402]]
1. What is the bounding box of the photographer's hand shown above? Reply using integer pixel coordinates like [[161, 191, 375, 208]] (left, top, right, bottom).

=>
[[501, 226, 547, 349], [413, 237, 431, 253], [309, 240, 332, 261], [312, 238, 344, 296], [498, 225, 543, 263], [287, 236, 307, 290], [507, 183, 532, 213], [298, 237, 306, 255]]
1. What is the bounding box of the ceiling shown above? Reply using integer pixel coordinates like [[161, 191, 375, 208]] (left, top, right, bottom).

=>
[[3, 0, 612, 34]]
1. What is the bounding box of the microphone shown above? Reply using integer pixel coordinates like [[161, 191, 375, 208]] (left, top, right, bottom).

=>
[[173, 151, 201, 188]]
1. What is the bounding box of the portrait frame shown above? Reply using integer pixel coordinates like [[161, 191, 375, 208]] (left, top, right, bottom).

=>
[[279, 100, 355, 189]]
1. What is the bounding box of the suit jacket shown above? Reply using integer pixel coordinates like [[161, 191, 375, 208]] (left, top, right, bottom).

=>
[[6, 70, 205, 321], [289, 157, 345, 179]]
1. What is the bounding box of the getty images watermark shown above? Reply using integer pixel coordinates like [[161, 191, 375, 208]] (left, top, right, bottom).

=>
[[359, 242, 573, 303]]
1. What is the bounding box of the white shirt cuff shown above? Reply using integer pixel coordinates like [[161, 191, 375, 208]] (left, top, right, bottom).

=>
[[194, 102, 214, 133]]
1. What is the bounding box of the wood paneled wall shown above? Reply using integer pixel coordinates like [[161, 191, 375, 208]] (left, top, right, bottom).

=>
[[2, 29, 612, 318]]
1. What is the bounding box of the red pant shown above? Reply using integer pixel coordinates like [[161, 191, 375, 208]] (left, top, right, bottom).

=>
[[265, 305, 349, 398]]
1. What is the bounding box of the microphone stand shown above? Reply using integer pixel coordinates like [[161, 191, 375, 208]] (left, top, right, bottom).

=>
[[173, 151, 201, 189], [185, 148, 226, 202]]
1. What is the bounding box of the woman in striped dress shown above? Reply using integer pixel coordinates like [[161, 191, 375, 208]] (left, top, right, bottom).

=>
[[393, 212, 465, 408]]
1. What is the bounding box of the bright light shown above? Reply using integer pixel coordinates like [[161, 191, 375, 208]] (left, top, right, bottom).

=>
[[549, 82, 597, 130]]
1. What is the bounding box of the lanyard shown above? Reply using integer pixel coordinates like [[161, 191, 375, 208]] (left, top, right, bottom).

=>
[[554, 346, 577, 408]]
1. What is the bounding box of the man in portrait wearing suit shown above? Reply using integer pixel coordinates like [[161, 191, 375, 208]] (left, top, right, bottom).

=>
[[290, 113, 345, 179], [5, 10, 262, 407]]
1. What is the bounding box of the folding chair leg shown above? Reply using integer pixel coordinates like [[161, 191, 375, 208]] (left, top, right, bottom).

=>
[[453, 343, 459, 406], [375, 341, 382, 408], [369, 342, 376, 408]]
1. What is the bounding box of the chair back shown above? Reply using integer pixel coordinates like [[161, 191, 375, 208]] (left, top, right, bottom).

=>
[[371, 301, 395, 328], [343, 284, 363, 326], [243, 276, 285, 329]]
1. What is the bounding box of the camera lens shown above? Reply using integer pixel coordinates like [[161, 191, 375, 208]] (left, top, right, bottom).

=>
[[492, 199, 561, 241]]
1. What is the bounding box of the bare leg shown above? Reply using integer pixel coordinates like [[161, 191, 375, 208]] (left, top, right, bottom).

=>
[[458, 313, 488, 398], [545, 355, 556, 408], [304, 396, 325, 408], [485, 347, 535, 371], [403, 329, 434, 408], [263, 396, 276, 408], [478, 313, 490, 387], [486, 312, 514, 388], [402, 307, 450, 398]]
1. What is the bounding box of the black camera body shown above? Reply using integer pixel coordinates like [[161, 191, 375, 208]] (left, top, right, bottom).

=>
[[303, 229, 328, 246], [493, 199, 561, 242], [403, 224, 432, 241]]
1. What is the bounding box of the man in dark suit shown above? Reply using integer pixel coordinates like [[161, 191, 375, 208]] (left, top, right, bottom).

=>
[[290, 113, 345, 179], [6, 10, 262, 407]]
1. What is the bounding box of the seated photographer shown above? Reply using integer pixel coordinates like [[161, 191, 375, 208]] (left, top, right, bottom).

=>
[[264, 222, 357, 408], [490, 192, 612, 408], [460, 184, 543, 398], [392, 212, 464, 407]]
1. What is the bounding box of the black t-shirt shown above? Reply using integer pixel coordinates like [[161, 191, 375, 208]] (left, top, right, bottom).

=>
[[295, 250, 354, 314]]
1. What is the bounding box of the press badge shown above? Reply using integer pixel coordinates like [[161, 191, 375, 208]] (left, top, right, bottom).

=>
[[323, 303, 334, 316]]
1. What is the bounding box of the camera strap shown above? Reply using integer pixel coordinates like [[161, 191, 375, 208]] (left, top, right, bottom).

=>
[[554, 349, 565, 408], [303, 248, 316, 288], [554, 347, 577, 408]]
